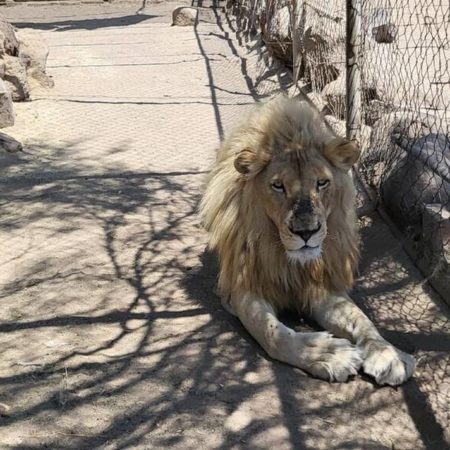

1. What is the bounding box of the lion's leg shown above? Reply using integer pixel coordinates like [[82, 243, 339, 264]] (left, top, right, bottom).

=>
[[232, 292, 362, 382], [311, 294, 416, 386]]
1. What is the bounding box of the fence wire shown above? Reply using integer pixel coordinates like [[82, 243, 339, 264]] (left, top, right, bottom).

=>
[[226, 1, 450, 446], [358, 1, 450, 297], [227, 0, 450, 302], [0, 2, 449, 448]]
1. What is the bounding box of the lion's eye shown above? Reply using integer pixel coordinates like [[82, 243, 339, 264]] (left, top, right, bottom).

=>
[[271, 181, 285, 193], [317, 179, 330, 190]]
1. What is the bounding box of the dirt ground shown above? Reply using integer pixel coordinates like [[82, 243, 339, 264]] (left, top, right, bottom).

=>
[[0, 2, 449, 449]]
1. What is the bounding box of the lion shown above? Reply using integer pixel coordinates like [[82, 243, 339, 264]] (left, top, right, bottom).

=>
[[200, 96, 415, 385]]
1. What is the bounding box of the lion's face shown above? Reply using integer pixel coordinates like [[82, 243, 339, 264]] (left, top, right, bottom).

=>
[[234, 138, 360, 265], [257, 147, 334, 263]]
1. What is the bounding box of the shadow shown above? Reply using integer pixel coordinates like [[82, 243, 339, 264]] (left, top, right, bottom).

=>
[[190, 2, 290, 140], [12, 14, 159, 32], [0, 6, 449, 450], [192, 0, 225, 7], [351, 215, 450, 450], [180, 211, 450, 450], [193, 9, 225, 140], [0, 143, 235, 447]]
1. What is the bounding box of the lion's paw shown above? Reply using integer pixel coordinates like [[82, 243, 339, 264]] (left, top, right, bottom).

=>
[[304, 334, 363, 383], [362, 340, 416, 386]]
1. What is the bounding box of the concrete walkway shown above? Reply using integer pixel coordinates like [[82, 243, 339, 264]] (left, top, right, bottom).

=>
[[0, 3, 449, 449]]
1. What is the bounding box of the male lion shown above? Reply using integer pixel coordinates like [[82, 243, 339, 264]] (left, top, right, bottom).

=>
[[200, 96, 415, 385]]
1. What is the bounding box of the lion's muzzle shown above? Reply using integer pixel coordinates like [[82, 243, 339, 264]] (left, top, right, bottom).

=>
[[288, 222, 322, 244]]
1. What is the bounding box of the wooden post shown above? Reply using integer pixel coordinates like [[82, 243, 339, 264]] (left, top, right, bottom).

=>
[[290, 0, 304, 90], [346, 0, 362, 141]]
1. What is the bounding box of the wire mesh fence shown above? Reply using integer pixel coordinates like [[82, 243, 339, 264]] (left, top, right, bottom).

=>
[[224, 3, 450, 445], [226, 0, 450, 302], [0, 2, 449, 448]]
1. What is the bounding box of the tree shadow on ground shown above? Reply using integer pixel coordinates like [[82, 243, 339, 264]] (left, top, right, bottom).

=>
[[1, 135, 449, 449], [0, 8, 449, 450]]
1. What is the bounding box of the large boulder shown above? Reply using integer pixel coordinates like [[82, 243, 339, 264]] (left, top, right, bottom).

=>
[[301, 2, 345, 89], [262, 5, 293, 66], [3, 54, 30, 101], [360, 112, 446, 188], [379, 131, 450, 303], [0, 78, 14, 127], [0, 17, 53, 104], [360, 112, 450, 302], [0, 15, 19, 56], [359, 112, 450, 303], [302, 27, 341, 90], [17, 29, 54, 89], [381, 132, 450, 227]]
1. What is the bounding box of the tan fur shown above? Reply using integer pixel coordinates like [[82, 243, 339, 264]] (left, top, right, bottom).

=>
[[200, 96, 416, 385], [200, 96, 359, 311]]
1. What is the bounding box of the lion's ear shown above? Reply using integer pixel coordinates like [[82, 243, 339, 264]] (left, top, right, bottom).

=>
[[234, 149, 268, 178], [323, 138, 360, 171]]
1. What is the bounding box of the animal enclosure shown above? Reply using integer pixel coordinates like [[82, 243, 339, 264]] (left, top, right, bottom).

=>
[[226, 0, 450, 301]]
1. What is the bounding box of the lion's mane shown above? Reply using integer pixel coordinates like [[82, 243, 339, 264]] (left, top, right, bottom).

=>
[[200, 96, 359, 311]]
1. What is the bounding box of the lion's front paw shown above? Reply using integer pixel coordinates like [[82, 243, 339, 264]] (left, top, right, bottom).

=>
[[362, 340, 416, 386], [304, 334, 363, 383]]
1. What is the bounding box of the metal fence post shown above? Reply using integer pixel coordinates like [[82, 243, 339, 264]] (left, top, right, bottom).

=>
[[346, 0, 362, 142]]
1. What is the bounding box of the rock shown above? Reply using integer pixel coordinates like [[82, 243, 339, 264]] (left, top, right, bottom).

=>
[[368, 8, 397, 44], [369, 119, 450, 305], [0, 132, 21, 152], [360, 114, 408, 188], [369, 127, 450, 306], [322, 75, 345, 119], [0, 78, 14, 127], [3, 55, 30, 101], [300, 2, 345, 88], [365, 116, 450, 232], [421, 204, 450, 304], [172, 7, 198, 26], [423, 205, 450, 257], [324, 114, 372, 151], [302, 27, 342, 89], [361, 112, 449, 186], [0, 15, 19, 56], [322, 73, 381, 122], [262, 5, 293, 66], [372, 23, 397, 44], [16, 29, 54, 89], [267, 5, 290, 42]]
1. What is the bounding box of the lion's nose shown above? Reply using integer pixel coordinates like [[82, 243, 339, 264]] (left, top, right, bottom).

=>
[[289, 223, 322, 242]]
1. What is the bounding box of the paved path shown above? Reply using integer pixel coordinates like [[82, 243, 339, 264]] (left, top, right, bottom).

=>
[[0, 3, 449, 449]]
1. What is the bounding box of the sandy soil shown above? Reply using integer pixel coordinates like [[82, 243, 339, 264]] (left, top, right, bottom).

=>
[[0, 3, 449, 449]]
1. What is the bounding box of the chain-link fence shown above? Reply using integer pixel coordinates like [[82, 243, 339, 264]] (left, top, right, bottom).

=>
[[226, 0, 450, 303], [0, 2, 449, 448]]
